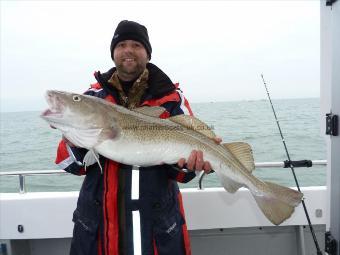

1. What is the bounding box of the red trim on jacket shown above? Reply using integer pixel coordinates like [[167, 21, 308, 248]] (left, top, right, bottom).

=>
[[183, 97, 194, 116], [104, 94, 117, 104], [176, 171, 186, 183], [178, 193, 192, 255], [142, 91, 180, 107], [159, 111, 170, 119], [55, 140, 68, 165], [90, 82, 102, 90], [153, 238, 159, 255], [103, 160, 120, 255]]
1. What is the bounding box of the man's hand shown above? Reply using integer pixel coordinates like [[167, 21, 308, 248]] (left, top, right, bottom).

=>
[[177, 137, 222, 173]]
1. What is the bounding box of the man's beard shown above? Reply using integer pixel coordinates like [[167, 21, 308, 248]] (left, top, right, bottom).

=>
[[116, 61, 146, 81]]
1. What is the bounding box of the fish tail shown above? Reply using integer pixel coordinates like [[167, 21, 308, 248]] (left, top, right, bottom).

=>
[[251, 181, 303, 225]]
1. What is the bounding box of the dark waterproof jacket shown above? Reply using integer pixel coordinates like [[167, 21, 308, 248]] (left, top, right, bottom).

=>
[[55, 63, 196, 255]]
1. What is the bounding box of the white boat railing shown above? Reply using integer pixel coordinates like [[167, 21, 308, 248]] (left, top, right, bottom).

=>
[[0, 160, 327, 194]]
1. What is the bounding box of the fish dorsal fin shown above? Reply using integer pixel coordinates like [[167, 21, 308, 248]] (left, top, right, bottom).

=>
[[223, 142, 255, 172], [168, 115, 216, 139], [133, 106, 166, 118]]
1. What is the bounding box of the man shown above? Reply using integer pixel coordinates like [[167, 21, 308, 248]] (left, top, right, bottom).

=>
[[55, 20, 218, 255]]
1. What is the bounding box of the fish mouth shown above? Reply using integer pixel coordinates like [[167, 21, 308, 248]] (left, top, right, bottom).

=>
[[41, 90, 65, 119]]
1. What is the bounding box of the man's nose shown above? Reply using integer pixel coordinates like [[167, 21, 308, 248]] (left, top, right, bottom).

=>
[[123, 45, 134, 54]]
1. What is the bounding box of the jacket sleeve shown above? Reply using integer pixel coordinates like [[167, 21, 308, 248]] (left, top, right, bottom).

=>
[[55, 140, 88, 175], [161, 90, 197, 183], [160, 90, 193, 117], [166, 164, 197, 183]]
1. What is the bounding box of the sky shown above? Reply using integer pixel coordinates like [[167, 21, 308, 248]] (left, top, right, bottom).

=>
[[1, 1, 320, 112]]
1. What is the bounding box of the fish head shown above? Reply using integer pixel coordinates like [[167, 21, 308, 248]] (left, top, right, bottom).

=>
[[41, 90, 119, 148]]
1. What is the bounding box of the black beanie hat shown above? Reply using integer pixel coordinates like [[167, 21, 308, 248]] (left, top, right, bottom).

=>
[[110, 20, 152, 60]]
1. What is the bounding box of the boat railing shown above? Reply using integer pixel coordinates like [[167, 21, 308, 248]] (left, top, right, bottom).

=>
[[0, 160, 327, 194]]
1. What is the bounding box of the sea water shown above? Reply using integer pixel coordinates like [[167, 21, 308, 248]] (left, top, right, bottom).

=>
[[0, 98, 326, 193]]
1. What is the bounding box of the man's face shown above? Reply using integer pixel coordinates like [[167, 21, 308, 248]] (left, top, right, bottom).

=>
[[113, 40, 149, 81]]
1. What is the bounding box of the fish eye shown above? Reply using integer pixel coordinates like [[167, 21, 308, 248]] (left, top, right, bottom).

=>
[[73, 95, 81, 102]]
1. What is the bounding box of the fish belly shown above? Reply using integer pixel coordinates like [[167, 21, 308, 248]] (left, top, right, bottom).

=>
[[94, 138, 193, 166]]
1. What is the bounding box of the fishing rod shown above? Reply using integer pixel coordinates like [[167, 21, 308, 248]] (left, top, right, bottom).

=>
[[261, 74, 323, 255]]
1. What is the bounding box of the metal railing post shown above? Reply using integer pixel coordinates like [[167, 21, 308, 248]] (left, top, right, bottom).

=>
[[19, 174, 26, 194], [297, 225, 306, 255]]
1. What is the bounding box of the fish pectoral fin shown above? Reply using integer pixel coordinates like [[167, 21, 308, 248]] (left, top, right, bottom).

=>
[[222, 142, 255, 172], [83, 150, 99, 166], [168, 115, 217, 140], [98, 128, 118, 143], [133, 106, 167, 118], [83, 149, 103, 174], [252, 182, 303, 225]]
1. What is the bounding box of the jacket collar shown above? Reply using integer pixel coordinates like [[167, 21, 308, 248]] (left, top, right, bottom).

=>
[[94, 63, 176, 100]]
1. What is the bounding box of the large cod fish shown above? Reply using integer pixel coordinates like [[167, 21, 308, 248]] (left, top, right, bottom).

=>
[[41, 90, 303, 225]]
